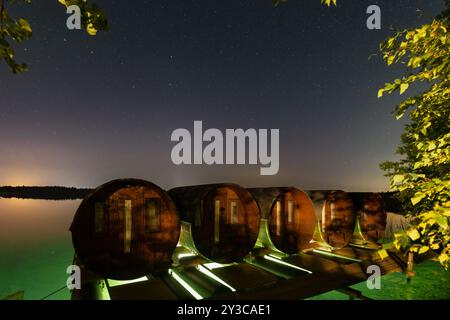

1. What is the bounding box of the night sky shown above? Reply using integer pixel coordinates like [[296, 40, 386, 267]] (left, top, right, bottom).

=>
[[0, 0, 443, 191]]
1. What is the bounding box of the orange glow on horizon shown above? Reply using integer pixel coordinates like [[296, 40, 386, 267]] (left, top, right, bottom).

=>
[[0, 169, 41, 187]]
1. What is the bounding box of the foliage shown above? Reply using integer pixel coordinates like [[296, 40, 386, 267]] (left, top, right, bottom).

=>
[[58, 0, 108, 36], [0, 0, 32, 73], [0, 0, 107, 73], [272, 0, 288, 7], [320, 0, 337, 6], [379, 7, 450, 269]]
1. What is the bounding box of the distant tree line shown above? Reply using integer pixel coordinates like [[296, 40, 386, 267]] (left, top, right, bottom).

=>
[[0, 186, 402, 212], [0, 186, 92, 200]]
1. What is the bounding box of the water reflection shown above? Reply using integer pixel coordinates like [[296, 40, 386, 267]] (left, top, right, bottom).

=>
[[0, 198, 79, 300]]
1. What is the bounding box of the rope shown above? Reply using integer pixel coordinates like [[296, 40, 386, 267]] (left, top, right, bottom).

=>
[[40, 285, 68, 300]]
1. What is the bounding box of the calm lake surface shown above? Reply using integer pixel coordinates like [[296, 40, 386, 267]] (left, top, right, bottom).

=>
[[0, 198, 449, 300], [0, 198, 79, 300]]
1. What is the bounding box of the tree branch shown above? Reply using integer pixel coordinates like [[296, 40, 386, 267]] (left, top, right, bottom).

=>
[[0, 0, 5, 29]]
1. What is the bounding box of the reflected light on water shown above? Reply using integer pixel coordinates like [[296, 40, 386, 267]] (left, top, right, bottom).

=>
[[0, 198, 80, 300], [0, 198, 80, 245]]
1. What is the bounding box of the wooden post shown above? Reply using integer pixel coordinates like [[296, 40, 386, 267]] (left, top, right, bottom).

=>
[[406, 251, 415, 283]]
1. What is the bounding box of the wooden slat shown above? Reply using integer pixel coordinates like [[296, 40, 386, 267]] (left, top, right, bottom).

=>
[[283, 253, 343, 273], [72, 247, 405, 300], [108, 278, 178, 300], [209, 263, 279, 292], [211, 269, 366, 300]]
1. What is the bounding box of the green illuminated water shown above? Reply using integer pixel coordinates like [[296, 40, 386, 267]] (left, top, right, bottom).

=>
[[1, 198, 449, 300], [0, 199, 78, 300]]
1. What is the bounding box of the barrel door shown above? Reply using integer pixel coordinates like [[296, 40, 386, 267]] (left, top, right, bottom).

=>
[[360, 193, 387, 242], [204, 188, 230, 245], [71, 179, 180, 280], [249, 187, 316, 254], [105, 187, 164, 256], [198, 187, 253, 262], [322, 191, 356, 249], [169, 184, 260, 263], [271, 193, 297, 239], [269, 191, 315, 253], [209, 191, 241, 244]]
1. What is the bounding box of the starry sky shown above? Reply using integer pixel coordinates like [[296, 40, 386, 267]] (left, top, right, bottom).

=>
[[0, 0, 444, 191]]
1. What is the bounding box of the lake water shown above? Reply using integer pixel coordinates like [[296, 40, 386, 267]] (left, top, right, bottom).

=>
[[0, 198, 449, 300], [0, 198, 79, 300]]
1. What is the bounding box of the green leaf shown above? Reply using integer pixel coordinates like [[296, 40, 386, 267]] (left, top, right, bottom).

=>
[[411, 192, 426, 205], [435, 216, 448, 229], [428, 142, 437, 151], [86, 23, 98, 36], [410, 57, 422, 68], [407, 229, 421, 241], [321, 0, 337, 6], [377, 249, 389, 260], [418, 246, 429, 254], [18, 18, 32, 34], [400, 83, 409, 95], [431, 243, 440, 250], [392, 174, 404, 184], [438, 254, 448, 265]]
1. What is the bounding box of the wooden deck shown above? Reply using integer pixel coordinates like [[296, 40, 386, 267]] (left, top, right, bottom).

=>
[[71, 245, 408, 300]]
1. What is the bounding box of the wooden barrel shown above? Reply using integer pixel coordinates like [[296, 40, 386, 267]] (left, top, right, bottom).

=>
[[359, 193, 387, 243], [168, 184, 260, 263], [321, 191, 356, 249], [70, 179, 180, 280], [248, 187, 316, 254]]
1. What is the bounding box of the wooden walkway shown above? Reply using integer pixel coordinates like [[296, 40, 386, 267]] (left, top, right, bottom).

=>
[[71, 245, 407, 300]]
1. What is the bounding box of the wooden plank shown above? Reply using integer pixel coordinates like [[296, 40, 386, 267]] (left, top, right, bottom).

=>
[[72, 247, 405, 300], [351, 247, 404, 275], [108, 278, 178, 300], [210, 263, 279, 292], [180, 267, 231, 297], [245, 257, 310, 279], [159, 273, 197, 300], [283, 253, 342, 273], [211, 269, 366, 300]]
